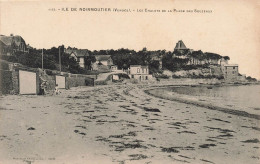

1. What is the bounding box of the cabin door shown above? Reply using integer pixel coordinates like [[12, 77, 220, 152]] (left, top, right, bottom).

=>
[[19, 70, 37, 94], [56, 76, 66, 89]]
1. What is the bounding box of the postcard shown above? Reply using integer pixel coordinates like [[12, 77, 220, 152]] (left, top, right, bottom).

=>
[[0, 0, 259, 163]]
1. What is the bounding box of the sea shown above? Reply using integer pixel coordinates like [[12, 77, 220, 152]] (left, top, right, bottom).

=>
[[166, 84, 260, 115]]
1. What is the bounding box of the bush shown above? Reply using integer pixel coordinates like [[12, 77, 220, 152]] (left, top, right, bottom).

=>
[[130, 78, 138, 84], [172, 75, 181, 78], [95, 80, 107, 85], [217, 76, 224, 80], [246, 76, 257, 82], [118, 73, 130, 79], [154, 74, 169, 79]]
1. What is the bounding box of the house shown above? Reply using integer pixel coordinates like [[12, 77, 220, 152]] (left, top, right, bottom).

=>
[[65, 48, 89, 68], [111, 65, 118, 71], [129, 65, 153, 81], [94, 55, 113, 66], [173, 41, 222, 66], [222, 64, 239, 81], [0, 34, 28, 56], [174, 40, 189, 53], [173, 40, 194, 60], [220, 58, 239, 81], [92, 55, 113, 70]]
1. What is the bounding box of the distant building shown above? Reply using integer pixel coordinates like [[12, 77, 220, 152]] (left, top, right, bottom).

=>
[[94, 55, 113, 66], [110, 65, 118, 71], [222, 64, 239, 81], [92, 55, 113, 70], [0, 34, 28, 56], [65, 48, 89, 68], [173, 40, 193, 60], [129, 65, 153, 81], [220, 58, 239, 81], [173, 41, 222, 66], [174, 40, 189, 53]]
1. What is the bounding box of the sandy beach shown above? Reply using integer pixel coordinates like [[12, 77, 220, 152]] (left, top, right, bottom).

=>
[[0, 84, 259, 164]]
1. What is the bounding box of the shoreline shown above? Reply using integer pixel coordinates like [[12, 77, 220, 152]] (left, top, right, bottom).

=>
[[144, 87, 260, 120]]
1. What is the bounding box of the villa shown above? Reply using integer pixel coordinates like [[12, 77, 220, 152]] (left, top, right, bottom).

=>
[[0, 34, 29, 56], [65, 48, 89, 68], [92, 55, 113, 71], [129, 65, 153, 81]]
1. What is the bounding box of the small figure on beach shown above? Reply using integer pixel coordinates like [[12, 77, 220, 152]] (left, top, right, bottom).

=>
[[55, 84, 61, 95], [40, 80, 47, 95]]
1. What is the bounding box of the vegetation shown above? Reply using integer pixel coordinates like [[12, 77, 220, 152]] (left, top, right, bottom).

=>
[[223, 56, 230, 60], [0, 45, 229, 77], [1, 46, 86, 74], [246, 76, 257, 82], [84, 53, 96, 70]]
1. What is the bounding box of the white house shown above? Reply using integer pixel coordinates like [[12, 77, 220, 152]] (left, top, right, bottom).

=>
[[129, 65, 153, 81], [111, 65, 118, 71], [92, 55, 113, 70]]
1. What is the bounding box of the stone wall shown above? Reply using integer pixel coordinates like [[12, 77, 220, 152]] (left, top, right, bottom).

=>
[[66, 74, 94, 88], [40, 73, 56, 92], [0, 70, 12, 94], [11, 70, 19, 94]]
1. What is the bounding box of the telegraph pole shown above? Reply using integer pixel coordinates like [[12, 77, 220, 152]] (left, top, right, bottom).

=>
[[59, 47, 61, 72], [42, 49, 43, 70]]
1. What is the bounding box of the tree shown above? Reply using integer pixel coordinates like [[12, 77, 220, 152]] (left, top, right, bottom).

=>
[[149, 60, 160, 73], [84, 54, 96, 70], [223, 56, 230, 60]]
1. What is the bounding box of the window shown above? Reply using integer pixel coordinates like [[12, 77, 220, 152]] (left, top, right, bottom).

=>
[[137, 68, 140, 73], [233, 67, 235, 69], [146, 76, 148, 80], [131, 75, 134, 78], [142, 68, 144, 73]]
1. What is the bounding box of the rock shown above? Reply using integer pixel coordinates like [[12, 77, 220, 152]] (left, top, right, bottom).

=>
[[143, 107, 161, 112], [27, 127, 35, 130]]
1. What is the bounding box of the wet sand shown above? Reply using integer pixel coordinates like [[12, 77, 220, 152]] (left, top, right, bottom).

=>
[[0, 84, 259, 164]]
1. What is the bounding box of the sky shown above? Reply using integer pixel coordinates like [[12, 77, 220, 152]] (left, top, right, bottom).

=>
[[1, 0, 260, 79]]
